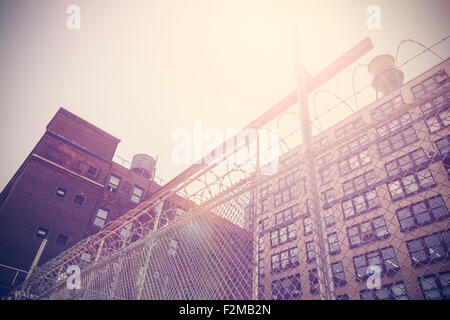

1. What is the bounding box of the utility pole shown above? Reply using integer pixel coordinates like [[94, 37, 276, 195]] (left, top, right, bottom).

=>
[[293, 31, 373, 299]]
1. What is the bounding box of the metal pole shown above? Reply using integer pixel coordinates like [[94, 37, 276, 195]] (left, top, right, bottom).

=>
[[251, 131, 261, 300], [20, 238, 47, 298], [293, 31, 335, 300]]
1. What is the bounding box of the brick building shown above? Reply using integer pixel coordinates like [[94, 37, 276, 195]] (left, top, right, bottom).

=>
[[255, 58, 450, 300], [0, 108, 170, 293]]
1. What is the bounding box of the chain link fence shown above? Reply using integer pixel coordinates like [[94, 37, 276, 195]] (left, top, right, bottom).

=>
[[3, 56, 450, 301]]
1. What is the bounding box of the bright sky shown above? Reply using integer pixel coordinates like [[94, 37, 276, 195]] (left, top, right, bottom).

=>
[[0, 0, 449, 190]]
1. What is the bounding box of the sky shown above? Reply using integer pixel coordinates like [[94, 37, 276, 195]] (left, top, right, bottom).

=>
[[0, 0, 449, 190]]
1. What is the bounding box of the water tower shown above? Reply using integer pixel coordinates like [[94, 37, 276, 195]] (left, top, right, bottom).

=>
[[130, 154, 156, 181], [368, 54, 404, 98]]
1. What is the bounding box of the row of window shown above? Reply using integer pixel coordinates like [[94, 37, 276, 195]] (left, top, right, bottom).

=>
[[35, 227, 69, 247], [266, 270, 449, 300], [406, 229, 450, 266]]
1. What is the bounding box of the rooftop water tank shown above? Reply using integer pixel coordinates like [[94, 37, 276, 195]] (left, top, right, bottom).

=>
[[130, 154, 156, 180], [368, 54, 404, 97]]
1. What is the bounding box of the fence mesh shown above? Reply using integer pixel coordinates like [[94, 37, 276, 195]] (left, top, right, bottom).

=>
[[3, 58, 450, 301]]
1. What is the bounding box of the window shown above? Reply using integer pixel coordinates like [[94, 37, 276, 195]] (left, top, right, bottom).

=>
[[323, 207, 335, 227], [55, 233, 69, 247], [258, 218, 269, 234], [73, 194, 85, 206], [259, 185, 271, 199], [259, 198, 270, 215], [353, 246, 399, 280], [342, 170, 376, 196], [258, 235, 265, 253], [425, 109, 450, 133], [376, 112, 413, 139], [106, 174, 121, 192], [341, 189, 380, 219], [318, 167, 333, 185], [93, 207, 110, 227], [36, 227, 49, 239], [385, 148, 428, 178], [270, 223, 297, 247], [411, 70, 448, 99], [387, 168, 435, 200], [258, 259, 265, 277], [321, 188, 335, 205], [271, 273, 301, 300], [56, 187, 67, 198], [130, 185, 144, 204], [306, 241, 315, 263], [327, 233, 340, 255], [436, 135, 450, 155], [378, 127, 418, 157], [396, 195, 449, 231], [360, 282, 408, 300], [347, 216, 388, 248], [338, 149, 371, 176], [271, 247, 299, 273], [303, 217, 313, 235], [274, 184, 298, 207], [331, 261, 346, 286], [335, 117, 364, 139], [371, 95, 403, 120], [314, 136, 329, 149], [274, 205, 300, 226], [336, 294, 349, 300], [339, 134, 370, 157], [420, 93, 449, 115], [309, 269, 319, 294], [419, 271, 450, 300], [406, 230, 450, 266], [86, 165, 98, 178], [317, 154, 333, 169]]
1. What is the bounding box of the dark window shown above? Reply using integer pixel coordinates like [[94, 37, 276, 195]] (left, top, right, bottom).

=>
[[387, 168, 435, 200], [306, 241, 315, 263], [378, 123, 418, 157], [371, 95, 403, 120], [436, 135, 450, 155], [322, 188, 335, 205], [106, 174, 121, 192], [338, 149, 371, 176], [309, 269, 319, 294], [411, 70, 448, 99], [396, 195, 449, 231], [384, 148, 428, 178], [353, 246, 400, 280], [270, 223, 296, 247], [259, 185, 271, 199], [73, 194, 85, 206], [56, 187, 67, 198], [318, 167, 333, 185], [336, 294, 349, 300], [259, 198, 270, 215], [86, 165, 98, 178], [331, 261, 346, 286], [323, 207, 335, 227], [342, 170, 376, 196], [271, 273, 301, 300], [130, 185, 144, 204], [303, 217, 313, 235], [327, 233, 340, 255], [274, 182, 298, 207], [339, 134, 370, 157], [406, 230, 450, 266], [258, 218, 269, 234], [274, 205, 300, 225], [271, 247, 299, 273], [258, 259, 264, 277], [420, 93, 449, 115], [335, 117, 364, 139], [425, 109, 450, 133], [36, 227, 49, 239], [55, 234, 69, 247], [419, 271, 450, 300], [341, 189, 380, 219], [360, 281, 408, 300], [347, 216, 389, 248], [93, 207, 110, 227]]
